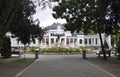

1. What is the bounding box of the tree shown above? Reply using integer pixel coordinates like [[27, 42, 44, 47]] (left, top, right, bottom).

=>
[[104, 0, 120, 35], [0, 0, 16, 57], [1, 36, 11, 58], [0, 0, 43, 45], [0, 0, 44, 57], [0, 0, 15, 46], [104, 0, 120, 59], [30, 21, 44, 44], [9, 0, 36, 45], [52, 0, 105, 59], [52, 0, 120, 59]]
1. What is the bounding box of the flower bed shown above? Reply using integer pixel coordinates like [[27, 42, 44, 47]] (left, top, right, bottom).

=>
[[40, 47, 82, 54], [28, 47, 94, 54], [41, 47, 81, 52]]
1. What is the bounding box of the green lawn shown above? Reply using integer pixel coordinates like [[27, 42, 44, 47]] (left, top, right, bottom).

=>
[[0, 57, 35, 77]]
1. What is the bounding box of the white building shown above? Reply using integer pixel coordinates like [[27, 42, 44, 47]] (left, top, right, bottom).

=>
[[6, 23, 111, 48]]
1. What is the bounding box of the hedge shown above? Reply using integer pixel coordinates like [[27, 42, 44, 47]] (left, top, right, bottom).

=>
[[40, 47, 82, 52]]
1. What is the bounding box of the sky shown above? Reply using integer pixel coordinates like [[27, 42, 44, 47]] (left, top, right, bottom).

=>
[[32, 5, 66, 28]]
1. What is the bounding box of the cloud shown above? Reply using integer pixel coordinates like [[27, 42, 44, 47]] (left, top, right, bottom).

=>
[[33, 6, 66, 27]]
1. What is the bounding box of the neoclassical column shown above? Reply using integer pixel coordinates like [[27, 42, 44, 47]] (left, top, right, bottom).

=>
[[82, 39, 84, 46], [93, 38, 96, 46], [91, 38, 93, 46], [87, 38, 89, 46], [64, 37, 67, 46], [106, 35, 111, 48], [53, 38, 56, 44], [97, 38, 100, 46], [49, 38, 51, 47], [44, 38, 46, 45], [73, 38, 74, 46], [91, 38, 94, 46], [59, 38, 61, 44], [90, 38, 92, 46], [76, 38, 79, 46], [68, 38, 70, 45]]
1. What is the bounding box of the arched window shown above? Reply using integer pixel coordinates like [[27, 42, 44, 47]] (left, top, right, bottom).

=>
[[85, 38, 87, 44], [96, 38, 97, 44], [79, 39, 82, 44], [89, 39, 91, 45]]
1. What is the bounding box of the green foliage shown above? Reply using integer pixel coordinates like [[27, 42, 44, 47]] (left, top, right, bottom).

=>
[[52, 0, 120, 60], [29, 47, 39, 52], [41, 47, 81, 53], [0, 0, 43, 58], [0, 0, 14, 34], [0, 0, 44, 45], [16, 58, 36, 62], [52, 0, 98, 34], [52, 0, 120, 35], [1, 36, 11, 58], [81, 47, 88, 51], [9, 0, 37, 45]]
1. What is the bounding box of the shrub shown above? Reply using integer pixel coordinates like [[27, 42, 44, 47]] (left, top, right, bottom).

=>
[[41, 47, 81, 53], [81, 47, 88, 51], [1, 36, 11, 58], [29, 47, 39, 52]]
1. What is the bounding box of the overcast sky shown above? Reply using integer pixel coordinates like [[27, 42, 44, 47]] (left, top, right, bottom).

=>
[[32, 5, 66, 28]]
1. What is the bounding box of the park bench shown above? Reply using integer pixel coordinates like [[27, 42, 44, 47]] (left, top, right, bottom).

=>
[[11, 50, 21, 57], [11, 48, 22, 57], [111, 47, 118, 56], [96, 49, 111, 57]]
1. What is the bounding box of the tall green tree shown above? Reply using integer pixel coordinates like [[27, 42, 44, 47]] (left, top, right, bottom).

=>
[[1, 36, 11, 58], [52, 0, 120, 59], [52, 0, 106, 59], [9, 0, 36, 45], [0, 0, 43, 45], [0, 0, 15, 45], [0, 0, 44, 57]]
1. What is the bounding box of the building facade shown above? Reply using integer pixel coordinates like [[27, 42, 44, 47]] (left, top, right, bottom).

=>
[[6, 23, 111, 48]]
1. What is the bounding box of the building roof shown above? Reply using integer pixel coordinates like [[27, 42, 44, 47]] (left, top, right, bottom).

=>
[[44, 23, 84, 36], [73, 31, 84, 36], [44, 23, 65, 30]]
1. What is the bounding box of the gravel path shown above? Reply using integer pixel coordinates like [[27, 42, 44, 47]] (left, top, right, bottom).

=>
[[16, 55, 116, 77]]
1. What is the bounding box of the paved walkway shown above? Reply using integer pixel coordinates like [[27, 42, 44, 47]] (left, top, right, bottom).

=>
[[16, 55, 116, 77]]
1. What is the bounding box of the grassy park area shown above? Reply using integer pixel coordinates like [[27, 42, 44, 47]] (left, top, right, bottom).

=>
[[88, 57, 120, 77], [0, 58, 35, 77]]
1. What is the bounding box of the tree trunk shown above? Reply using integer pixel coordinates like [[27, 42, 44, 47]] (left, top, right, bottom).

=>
[[97, 22, 107, 60]]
